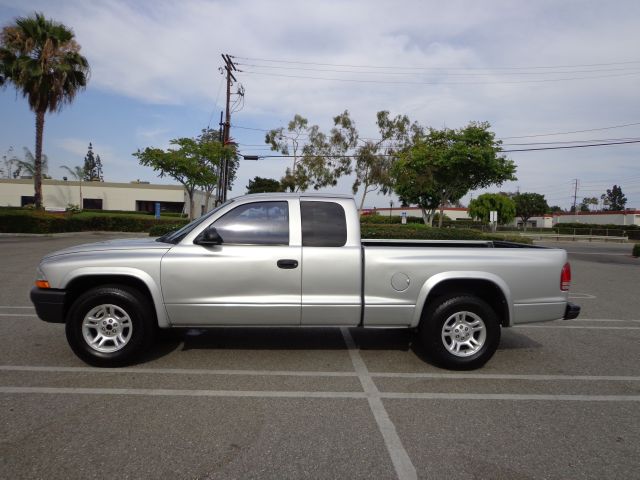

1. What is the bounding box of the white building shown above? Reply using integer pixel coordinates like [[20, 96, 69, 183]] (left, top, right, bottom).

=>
[[0, 178, 215, 216], [362, 206, 471, 221]]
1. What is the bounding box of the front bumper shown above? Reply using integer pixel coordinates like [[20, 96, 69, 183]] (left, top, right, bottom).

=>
[[30, 287, 67, 323], [563, 302, 581, 320]]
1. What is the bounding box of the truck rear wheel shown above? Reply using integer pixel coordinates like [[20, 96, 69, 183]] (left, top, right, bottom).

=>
[[65, 285, 155, 367], [419, 295, 501, 370]]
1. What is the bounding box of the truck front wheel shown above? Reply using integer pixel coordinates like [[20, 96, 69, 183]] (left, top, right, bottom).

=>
[[419, 295, 501, 370], [65, 285, 155, 367]]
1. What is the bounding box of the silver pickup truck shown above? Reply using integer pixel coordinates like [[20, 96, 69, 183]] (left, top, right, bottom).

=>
[[30, 193, 580, 369]]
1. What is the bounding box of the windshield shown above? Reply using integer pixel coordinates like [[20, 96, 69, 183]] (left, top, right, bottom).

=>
[[156, 199, 234, 244]]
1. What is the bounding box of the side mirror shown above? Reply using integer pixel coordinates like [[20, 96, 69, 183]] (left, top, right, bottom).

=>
[[195, 225, 223, 245]]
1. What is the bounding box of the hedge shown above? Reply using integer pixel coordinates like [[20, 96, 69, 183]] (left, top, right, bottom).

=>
[[0, 211, 188, 234], [633, 244, 640, 257], [148, 223, 188, 237], [360, 224, 532, 244]]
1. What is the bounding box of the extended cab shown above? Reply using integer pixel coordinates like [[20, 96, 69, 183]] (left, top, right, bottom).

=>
[[31, 193, 580, 369]]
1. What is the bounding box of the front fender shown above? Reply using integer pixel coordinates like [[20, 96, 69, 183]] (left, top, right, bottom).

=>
[[410, 271, 513, 328], [62, 267, 170, 328]]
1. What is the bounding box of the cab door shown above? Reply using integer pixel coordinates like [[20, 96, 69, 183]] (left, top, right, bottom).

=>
[[161, 200, 302, 326]]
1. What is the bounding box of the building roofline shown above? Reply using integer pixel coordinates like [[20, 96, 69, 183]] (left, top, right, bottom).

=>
[[0, 178, 184, 190]]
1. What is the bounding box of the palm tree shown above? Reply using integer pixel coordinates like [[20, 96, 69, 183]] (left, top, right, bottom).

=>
[[0, 12, 89, 209], [60, 165, 85, 208], [14, 147, 49, 178]]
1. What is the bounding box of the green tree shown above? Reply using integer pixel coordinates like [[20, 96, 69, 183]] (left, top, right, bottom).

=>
[[603, 185, 627, 211], [246, 177, 282, 194], [199, 128, 238, 207], [579, 196, 598, 212], [82, 142, 103, 181], [0, 12, 89, 208], [60, 164, 85, 207], [134, 137, 231, 219], [391, 122, 516, 226], [468, 193, 516, 225], [266, 111, 358, 191], [353, 111, 423, 211], [549, 205, 564, 214], [513, 192, 549, 230]]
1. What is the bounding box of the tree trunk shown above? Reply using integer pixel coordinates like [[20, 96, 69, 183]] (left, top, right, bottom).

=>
[[34, 110, 46, 209], [187, 188, 195, 219], [420, 207, 434, 226], [438, 204, 445, 228], [358, 182, 370, 213]]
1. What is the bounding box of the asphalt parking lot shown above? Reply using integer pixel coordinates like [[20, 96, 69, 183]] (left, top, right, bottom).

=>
[[0, 234, 638, 479]]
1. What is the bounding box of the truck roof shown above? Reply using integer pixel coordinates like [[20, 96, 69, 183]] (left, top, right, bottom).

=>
[[233, 192, 354, 201]]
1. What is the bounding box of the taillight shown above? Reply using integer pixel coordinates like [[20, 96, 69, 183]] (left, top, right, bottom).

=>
[[560, 262, 571, 291]]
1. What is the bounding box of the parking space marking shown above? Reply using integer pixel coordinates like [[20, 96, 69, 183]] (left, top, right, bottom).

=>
[[341, 327, 417, 480], [515, 325, 640, 330], [0, 365, 356, 377], [2, 387, 638, 402], [568, 293, 596, 299], [2, 365, 639, 382]]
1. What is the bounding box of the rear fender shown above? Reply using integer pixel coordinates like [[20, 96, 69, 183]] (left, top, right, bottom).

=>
[[411, 271, 513, 328]]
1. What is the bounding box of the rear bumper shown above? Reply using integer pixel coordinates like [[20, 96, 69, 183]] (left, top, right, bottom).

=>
[[30, 287, 67, 323], [563, 302, 581, 320]]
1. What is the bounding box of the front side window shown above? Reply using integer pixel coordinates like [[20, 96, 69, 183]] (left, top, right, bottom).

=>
[[301, 201, 347, 247], [213, 201, 289, 245]]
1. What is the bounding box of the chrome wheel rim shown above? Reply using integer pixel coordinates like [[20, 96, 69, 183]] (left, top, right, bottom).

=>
[[441, 311, 486, 357], [82, 304, 133, 353]]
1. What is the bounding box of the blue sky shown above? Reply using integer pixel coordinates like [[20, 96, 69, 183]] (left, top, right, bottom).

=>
[[1, 0, 639, 209]]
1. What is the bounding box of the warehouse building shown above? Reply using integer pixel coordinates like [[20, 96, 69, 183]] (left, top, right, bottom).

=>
[[0, 178, 214, 216]]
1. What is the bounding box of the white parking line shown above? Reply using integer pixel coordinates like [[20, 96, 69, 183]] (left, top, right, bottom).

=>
[[341, 327, 417, 480], [0, 365, 356, 377], [1, 387, 638, 402], [515, 325, 640, 330], [2, 365, 639, 382]]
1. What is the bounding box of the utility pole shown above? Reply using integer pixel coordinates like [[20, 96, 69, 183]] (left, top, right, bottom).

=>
[[572, 178, 579, 214], [215, 111, 224, 205], [220, 54, 238, 203]]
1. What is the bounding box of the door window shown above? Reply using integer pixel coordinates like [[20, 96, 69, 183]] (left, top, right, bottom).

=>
[[301, 201, 347, 247], [212, 201, 289, 245]]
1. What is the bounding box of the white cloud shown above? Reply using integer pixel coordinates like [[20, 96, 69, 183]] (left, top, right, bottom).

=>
[[2, 0, 640, 207]]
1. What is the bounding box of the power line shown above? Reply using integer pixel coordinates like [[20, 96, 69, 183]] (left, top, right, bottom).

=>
[[232, 55, 640, 71], [236, 62, 638, 77], [502, 139, 640, 152], [501, 121, 640, 139], [240, 69, 640, 86], [239, 139, 640, 159]]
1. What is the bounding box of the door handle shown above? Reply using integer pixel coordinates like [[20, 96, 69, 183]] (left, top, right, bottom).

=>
[[277, 259, 299, 269]]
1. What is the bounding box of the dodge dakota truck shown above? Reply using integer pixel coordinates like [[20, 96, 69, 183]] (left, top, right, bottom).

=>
[[30, 193, 580, 369]]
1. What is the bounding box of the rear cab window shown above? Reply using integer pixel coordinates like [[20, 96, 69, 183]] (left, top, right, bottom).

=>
[[301, 201, 347, 247]]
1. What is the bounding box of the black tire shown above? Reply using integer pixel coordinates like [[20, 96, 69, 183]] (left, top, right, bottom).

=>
[[418, 295, 501, 370], [65, 285, 156, 367]]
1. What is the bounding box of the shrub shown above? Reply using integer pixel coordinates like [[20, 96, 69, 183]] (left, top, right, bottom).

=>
[[148, 223, 188, 237], [0, 210, 188, 234], [633, 244, 640, 257], [360, 224, 532, 244]]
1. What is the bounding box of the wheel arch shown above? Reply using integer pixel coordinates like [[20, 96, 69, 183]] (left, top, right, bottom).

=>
[[62, 268, 169, 328], [411, 272, 513, 328]]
